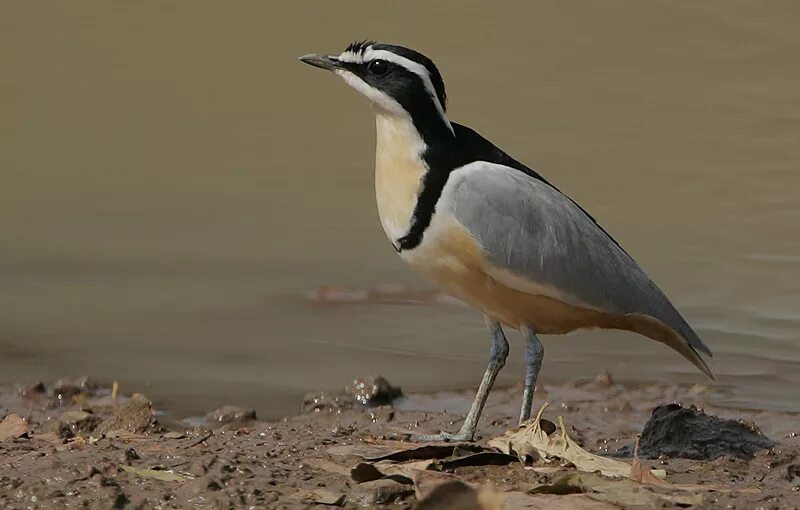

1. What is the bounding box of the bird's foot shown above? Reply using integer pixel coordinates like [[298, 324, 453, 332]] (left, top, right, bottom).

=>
[[410, 430, 474, 442]]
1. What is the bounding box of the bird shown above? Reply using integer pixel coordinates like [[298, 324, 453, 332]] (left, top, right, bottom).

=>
[[299, 41, 714, 441]]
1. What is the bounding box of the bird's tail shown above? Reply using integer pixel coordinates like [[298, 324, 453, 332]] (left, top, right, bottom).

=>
[[611, 313, 716, 382]]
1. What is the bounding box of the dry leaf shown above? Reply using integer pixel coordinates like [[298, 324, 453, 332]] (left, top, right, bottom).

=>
[[502, 493, 616, 509], [413, 467, 614, 509], [489, 404, 632, 478], [414, 473, 615, 510], [413, 470, 468, 500], [365, 442, 484, 462], [303, 457, 352, 477], [433, 451, 517, 470], [120, 465, 186, 482], [328, 441, 486, 463], [328, 443, 400, 459], [630, 454, 757, 493], [351, 459, 432, 483], [415, 479, 501, 510], [533, 472, 703, 507], [292, 488, 345, 506], [524, 466, 562, 475], [0, 414, 29, 441]]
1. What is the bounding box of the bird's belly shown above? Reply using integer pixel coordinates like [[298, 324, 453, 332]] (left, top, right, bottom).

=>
[[403, 216, 611, 333]]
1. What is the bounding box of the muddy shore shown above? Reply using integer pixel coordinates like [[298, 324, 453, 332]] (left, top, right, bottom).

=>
[[1, 375, 798, 509]]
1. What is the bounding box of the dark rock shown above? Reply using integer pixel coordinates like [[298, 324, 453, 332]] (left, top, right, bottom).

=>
[[620, 403, 775, 460], [345, 376, 403, 407]]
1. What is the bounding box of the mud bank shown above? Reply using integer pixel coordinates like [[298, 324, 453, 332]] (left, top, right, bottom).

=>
[[1, 375, 798, 509]]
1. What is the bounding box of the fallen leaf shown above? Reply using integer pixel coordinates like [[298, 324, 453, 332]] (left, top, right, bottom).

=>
[[533, 472, 703, 507], [413, 471, 617, 510], [502, 493, 616, 509], [365, 442, 485, 462], [292, 488, 345, 506], [629, 452, 757, 493], [489, 404, 632, 478], [0, 414, 29, 441], [351, 459, 432, 483], [163, 432, 185, 439], [328, 441, 487, 463], [414, 474, 615, 510], [328, 443, 399, 459], [413, 470, 467, 500], [303, 458, 352, 477], [433, 451, 517, 470], [415, 479, 495, 510], [120, 465, 186, 482], [524, 466, 563, 475]]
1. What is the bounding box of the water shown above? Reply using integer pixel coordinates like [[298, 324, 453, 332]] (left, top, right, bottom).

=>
[[3, 2, 799, 418]]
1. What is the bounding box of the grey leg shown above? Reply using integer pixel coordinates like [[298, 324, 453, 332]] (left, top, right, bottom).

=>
[[519, 325, 544, 423], [413, 317, 509, 442]]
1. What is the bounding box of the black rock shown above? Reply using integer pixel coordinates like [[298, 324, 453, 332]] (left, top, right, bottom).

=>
[[619, 403, 775, 460]]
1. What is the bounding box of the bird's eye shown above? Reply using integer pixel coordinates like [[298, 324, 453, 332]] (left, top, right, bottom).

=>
[[367, 59, 389, 76]]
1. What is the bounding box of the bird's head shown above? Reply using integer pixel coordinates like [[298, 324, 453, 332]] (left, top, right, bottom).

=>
[[300, 41, 452, 134]]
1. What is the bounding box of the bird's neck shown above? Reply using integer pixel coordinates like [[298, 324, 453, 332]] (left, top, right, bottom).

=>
[[373, 111, 458, 252]]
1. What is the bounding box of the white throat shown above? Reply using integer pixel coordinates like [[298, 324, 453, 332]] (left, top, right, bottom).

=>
[[373, 113, 428, 244]]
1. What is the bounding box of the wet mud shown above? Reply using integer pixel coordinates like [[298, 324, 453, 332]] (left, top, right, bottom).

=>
[[1, 375, 798, 509]]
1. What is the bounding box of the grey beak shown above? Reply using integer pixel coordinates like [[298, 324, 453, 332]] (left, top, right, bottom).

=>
[[299, 54, 341, 71]]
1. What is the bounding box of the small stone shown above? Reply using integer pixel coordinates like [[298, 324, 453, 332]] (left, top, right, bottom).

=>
[[591, 370, 614, 388], [345, 376, 403, 407], [98, 393, 161, 434]]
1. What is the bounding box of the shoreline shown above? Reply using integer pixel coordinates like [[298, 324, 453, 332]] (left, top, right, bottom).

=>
[[1, 375, 798, 508]]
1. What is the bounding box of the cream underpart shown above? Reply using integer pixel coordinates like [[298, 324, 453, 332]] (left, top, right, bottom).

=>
[[374, 113, 427, 242]]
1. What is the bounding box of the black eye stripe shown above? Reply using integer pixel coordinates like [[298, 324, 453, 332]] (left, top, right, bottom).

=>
[[367, 59, 389, 75]]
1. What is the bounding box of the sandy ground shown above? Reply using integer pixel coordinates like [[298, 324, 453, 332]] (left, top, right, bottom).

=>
[[1, 375, 799, 509]]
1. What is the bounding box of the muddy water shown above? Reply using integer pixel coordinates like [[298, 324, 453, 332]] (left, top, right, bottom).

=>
[[3, 2, 799, 418]]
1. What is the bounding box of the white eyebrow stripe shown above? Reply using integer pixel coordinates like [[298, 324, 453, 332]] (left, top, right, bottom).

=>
[[336, 46, 453, 135], [363, 49, 453, 134], [337, 50, 364, 63]]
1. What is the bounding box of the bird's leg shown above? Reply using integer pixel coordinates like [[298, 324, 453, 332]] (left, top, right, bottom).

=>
[[412, 317, 509, 442], [519, 325, 544, 423]]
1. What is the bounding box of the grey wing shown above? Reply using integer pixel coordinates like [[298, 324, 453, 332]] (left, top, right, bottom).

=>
[[446, 162, 713, 366]]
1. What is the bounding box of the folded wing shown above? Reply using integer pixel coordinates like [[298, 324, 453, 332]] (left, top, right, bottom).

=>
[[445, 161, 713, 377]]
